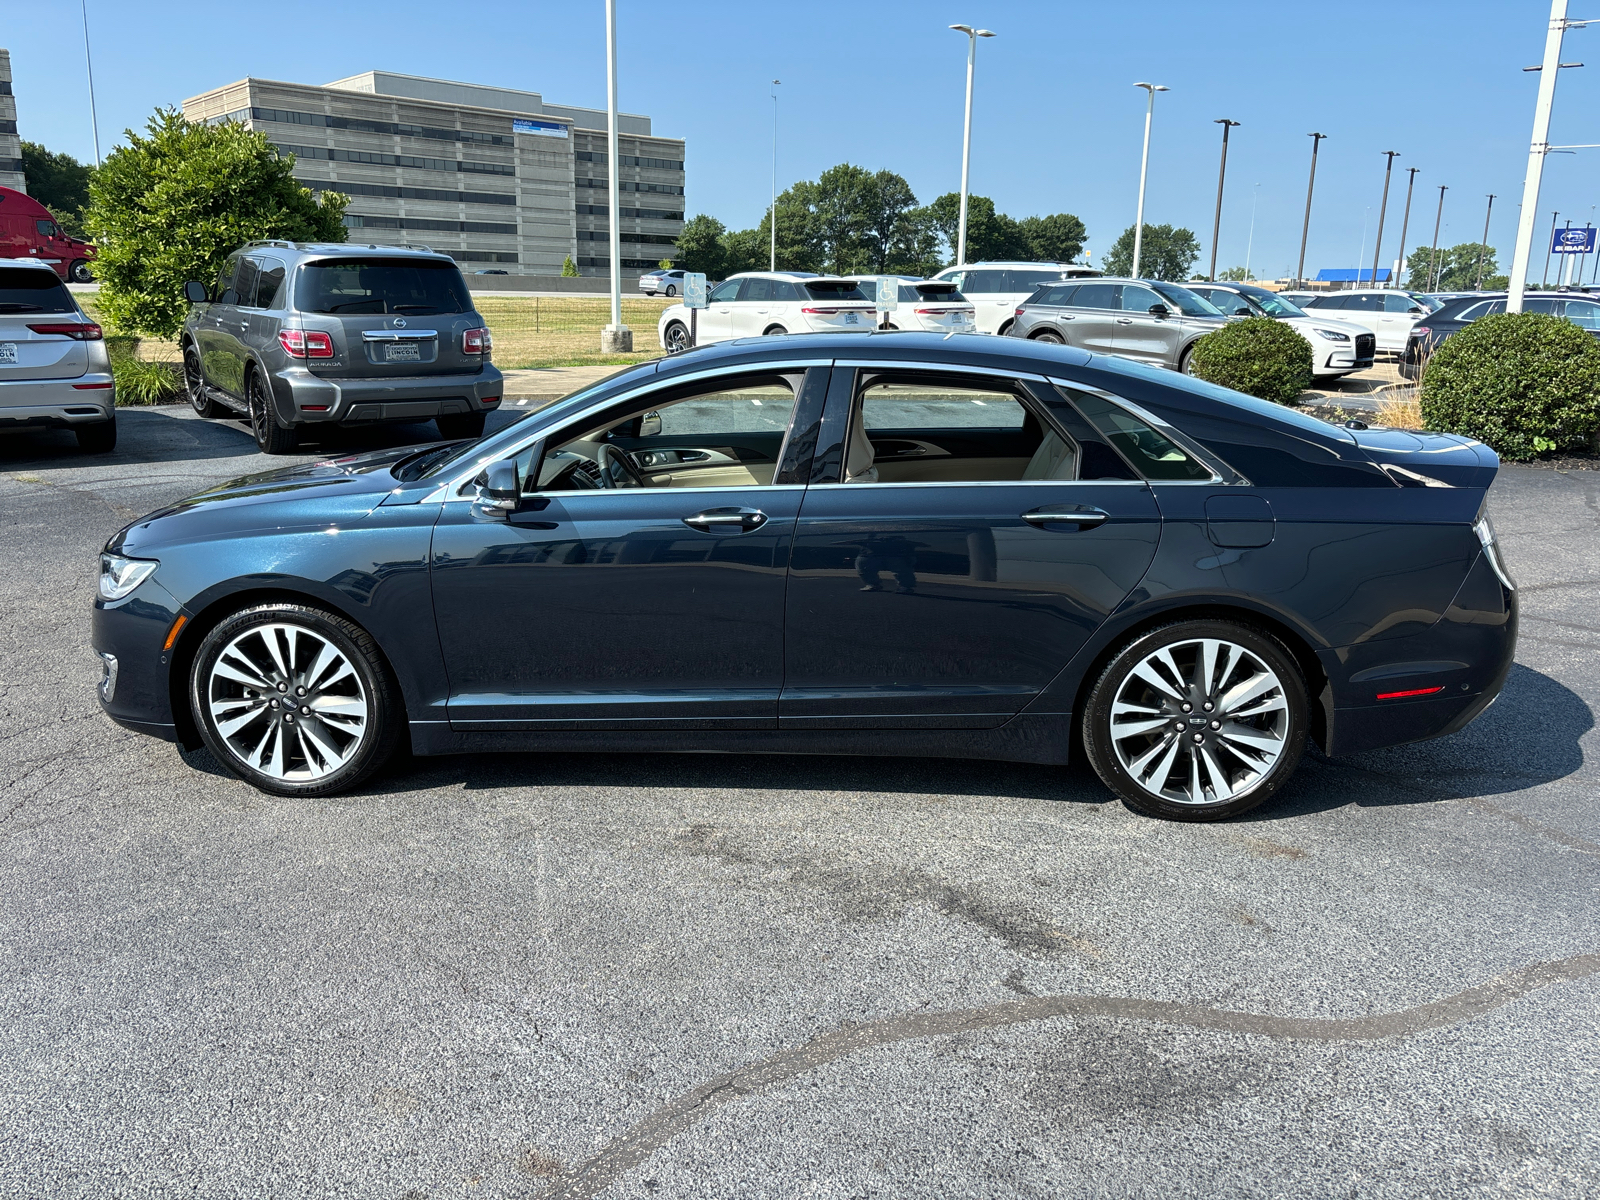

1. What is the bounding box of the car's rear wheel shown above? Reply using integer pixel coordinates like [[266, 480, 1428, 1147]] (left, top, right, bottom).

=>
[[664, 321, 690, 353], [1082, 620, 1308, 821], [437, 411, 486, 441], [190, 603, 401, 797], [247, 371, 296, 455], [762, 324, 787, 336], [184, 343, 223, 418], [1031, 329, 1066, 344], [664, 285, 676, 297], [68, 260, 93, 284], [75, 414, 116, 454]]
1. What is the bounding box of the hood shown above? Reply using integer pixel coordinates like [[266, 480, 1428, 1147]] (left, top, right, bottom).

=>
[[1347, 427, 1498, 489], [1282, 315, 1367, 336], [107, 441, 445, 555]]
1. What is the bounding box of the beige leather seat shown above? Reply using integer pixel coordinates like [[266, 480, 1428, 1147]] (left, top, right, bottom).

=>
[[1021, 431, 1076, 481], [843, 406, 879, 482]]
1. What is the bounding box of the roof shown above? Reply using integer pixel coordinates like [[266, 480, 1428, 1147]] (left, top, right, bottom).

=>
[[1315, 268, 1392, 283]]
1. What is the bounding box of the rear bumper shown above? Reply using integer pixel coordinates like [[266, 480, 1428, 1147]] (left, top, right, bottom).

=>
[[273, 364, 504, 424], [0, 374, 116, 429]]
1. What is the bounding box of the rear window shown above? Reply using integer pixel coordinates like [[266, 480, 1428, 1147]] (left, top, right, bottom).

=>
[[296, 258, 472, 315], [905, 283, 966, 303], [803, 281, 868, 301], [0, 267, 75, 314], [1062, 386, 1213, 480]]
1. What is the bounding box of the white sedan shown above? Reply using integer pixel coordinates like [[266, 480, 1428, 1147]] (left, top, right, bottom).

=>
[[844, 275, 977, 333], [1187, 283, 1376, 378], [657, 272, 876, 352]]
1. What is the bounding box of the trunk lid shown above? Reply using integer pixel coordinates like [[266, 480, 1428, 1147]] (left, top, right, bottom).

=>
[[1348, 426, 1499, 489]]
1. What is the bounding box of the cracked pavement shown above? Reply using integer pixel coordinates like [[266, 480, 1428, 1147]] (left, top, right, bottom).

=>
[[1, 405, 1597, 1199]]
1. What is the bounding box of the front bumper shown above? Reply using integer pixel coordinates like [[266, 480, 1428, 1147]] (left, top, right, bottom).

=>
[[0, 374, 116, 429], [92, 575, 185, 741], [272, 364, 504, 425]]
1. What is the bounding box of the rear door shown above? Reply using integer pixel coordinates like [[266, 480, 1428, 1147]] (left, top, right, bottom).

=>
[[295, 257, 481, 379], [960, 269, 1012, 334], [781, 365, 1161, 728], [0, 266, 87, 386], [1059, 282, 1122, 354]]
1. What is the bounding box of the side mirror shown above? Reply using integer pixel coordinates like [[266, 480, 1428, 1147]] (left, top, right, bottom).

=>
[[1148, 303, 1171, 317], [475, 459, 521, 516], [639, 410, 663, 437], [1408, 306, 1425, 315], [184, 281, 208, 304]]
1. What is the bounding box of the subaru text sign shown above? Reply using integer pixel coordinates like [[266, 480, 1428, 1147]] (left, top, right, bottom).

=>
[[684, 273, 708, 309], [1552, 226, 1597, 253], [875, 278, 899, 312]]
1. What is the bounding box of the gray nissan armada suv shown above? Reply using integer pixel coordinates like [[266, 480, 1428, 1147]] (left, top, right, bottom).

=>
[[181, 242, 503, 453]]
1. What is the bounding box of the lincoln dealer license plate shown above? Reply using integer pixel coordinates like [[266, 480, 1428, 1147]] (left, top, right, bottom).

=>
[[0, 343, 16, 365], [385, 343, 422, 362]]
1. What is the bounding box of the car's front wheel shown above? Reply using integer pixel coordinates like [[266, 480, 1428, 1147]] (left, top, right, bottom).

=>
[[437, 411, 486, 441], [190, 603, 401, 797], [664, 285, 676, 297], [762, 324, 787, 336], [663, 321, 690, 353], [184, 343, 223, 418], [1180, 346, 1199, 375], [248, 371, 296, 455], [1082, 620, 1308, 821]]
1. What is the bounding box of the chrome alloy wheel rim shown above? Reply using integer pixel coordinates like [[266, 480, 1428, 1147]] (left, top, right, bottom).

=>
[[206, 623, 368, 781], [665, 325, 688, 353], [1109, 638, 1288, 806]]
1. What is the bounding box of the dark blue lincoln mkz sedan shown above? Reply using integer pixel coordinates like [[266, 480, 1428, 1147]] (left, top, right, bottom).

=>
[[93, 333, 1516, 820]]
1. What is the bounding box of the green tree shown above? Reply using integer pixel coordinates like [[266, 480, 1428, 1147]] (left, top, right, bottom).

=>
[[720, 226, 769, 276], [1101, 224, 1202, 281], [1405, 242, 1507, 291], [859, 169, 927, 273], [1017, 212, 1087, 263], [85, 110, 347, 337], [673, 214, 728, 277], [21, 141, 94, 236], [560, 255, 579, 277], [1217, 265, 1255, 282], [926, 193, 1027, 264]]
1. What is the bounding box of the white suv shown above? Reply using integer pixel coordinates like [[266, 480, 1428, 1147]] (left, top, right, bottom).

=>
[[1295, 289, 1441, 352], [657, 272, 876, 352], [929, 262, 1102, 335], [1187, 283, 1375, 378], [844, 275, 977, 333]]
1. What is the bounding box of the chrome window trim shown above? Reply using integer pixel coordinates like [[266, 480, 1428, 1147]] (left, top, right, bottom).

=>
[[1046, 376, 1231, 485], [807, 479, 1150, 490], [427, 358, 832, 502], [842, 360, 1053, 385]]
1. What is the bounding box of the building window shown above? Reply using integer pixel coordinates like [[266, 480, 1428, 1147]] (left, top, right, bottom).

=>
[[226, 105, 514, 146], [576, 256, 662, 269], [449, 251, 520, 263], [345, 214, 518, 236], [574, 178, 685, 196], [297, 178, 516, 207], [574, 150, 683, 171]]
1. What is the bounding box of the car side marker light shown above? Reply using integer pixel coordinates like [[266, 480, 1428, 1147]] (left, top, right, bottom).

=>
[[163, 614, 188, 651], [1375, 686, 1445, 700]]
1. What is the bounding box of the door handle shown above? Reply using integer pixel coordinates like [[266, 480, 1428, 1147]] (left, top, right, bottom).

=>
[[1115, 318, 1134, 325], [238, 322, 249, 331], [1023, 506, 1109, 529], [1058, 314, 1075, 320], [684, 507, 768, 532]]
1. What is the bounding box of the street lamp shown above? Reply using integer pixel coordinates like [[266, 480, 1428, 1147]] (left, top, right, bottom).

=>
[[1208, 119, 1240, 282], [1543, 209, 1560, 285], [949, 24, 996, 267], [1296, 132, 1327, 287], [770, 80, 781, 272], [600, 0, 631, 352], [1131, 82, 1169, 279], [1371, 151, 1400, 287], [1394, 166, 1420, 288], [1476, 194, 1497, 290], [1429, 185, 1448, 290]]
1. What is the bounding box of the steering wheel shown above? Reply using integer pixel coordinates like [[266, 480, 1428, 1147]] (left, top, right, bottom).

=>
[[594, 442, 646, 489]]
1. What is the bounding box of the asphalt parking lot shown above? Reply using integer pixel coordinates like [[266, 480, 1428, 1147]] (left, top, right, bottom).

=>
[[1, 404, 1597, 1199]]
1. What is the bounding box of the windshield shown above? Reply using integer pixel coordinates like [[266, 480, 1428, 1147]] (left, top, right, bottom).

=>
[[296, 258, 472, 315], [1235, 286, 1308, 318], [1151, 283, 1226, 317], [0, 267, 76, 314], [1411, 292, 1444, 312]]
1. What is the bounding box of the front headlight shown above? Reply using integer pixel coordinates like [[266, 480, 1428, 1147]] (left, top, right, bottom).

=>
[[1313, 327, 1351, 342], [99, 553, 158, 601]]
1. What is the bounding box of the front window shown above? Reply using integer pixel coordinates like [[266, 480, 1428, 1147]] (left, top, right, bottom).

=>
[[1121, 284, 1167, 313], [708, 279, 742, 303], [1151, 283, 1226, 317], [296, 258, 471, 315]]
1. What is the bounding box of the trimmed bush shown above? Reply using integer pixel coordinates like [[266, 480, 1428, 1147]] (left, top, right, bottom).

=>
[[104, 334, 141, 365], [1187, 316, 1313, 405], [1420, 312, 1600, 460]]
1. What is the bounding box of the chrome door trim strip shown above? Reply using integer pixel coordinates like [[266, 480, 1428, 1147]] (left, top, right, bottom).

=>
[[805, 479, 1151, 490]]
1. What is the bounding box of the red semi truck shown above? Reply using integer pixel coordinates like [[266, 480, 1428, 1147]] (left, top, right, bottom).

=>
[[0, 186, 96, 282]]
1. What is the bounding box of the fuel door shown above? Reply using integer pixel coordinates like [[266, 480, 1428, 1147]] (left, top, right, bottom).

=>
[[1205, 493, 1275, 549]]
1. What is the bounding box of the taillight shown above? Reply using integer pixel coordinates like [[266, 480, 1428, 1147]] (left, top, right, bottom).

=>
[[462, 327, 491, 353], [278, 329, 334, 358], [27, 322, 102, 340], [800, 306, 840, 315], [1413, 326, 1431, 337], [1015, 307, 1026, 317]]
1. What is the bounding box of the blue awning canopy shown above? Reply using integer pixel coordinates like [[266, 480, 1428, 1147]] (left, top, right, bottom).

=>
[[1315, 268, 1391, 282]]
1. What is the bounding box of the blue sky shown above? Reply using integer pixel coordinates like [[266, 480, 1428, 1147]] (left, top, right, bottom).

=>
[[8, 1, 1600, 280]]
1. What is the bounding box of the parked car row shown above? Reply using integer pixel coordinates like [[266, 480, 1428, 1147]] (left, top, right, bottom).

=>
[[1278, 288, 1440, 352], [1400, 290, 1600, 379]]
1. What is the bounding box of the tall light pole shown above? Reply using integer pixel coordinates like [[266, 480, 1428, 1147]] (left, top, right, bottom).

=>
[[1131, 82, 1169, 278], [1429, 185, 1448, 290], [1509, 0, 1580, 310], [1543, 209, 1560, 285], [1475, 194, 1497, 290], [1356, 207, 1370, 291], [1208, 118, 1240, 281], [1244, 183, 1260, 280], [949, 25, 996, 267], [770, 80, 781, 271], [1394, 166, 1420, 288], [1296, 132, 1327, 286], [600, 0, 631, 352], [80, 0, 101, 165], [1371, 151, 1401, 288]]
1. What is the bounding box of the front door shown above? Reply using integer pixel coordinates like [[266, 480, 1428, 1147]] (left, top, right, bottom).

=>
[[430, 367, 823, 729], [1116, 282, 1184, 364], [196, 257, 246, 397], [698, 277, 742, 344], [781, 366, 1161, 729]]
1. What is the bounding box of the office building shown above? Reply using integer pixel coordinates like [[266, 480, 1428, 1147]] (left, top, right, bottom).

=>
[[0, 50, 24, 192], [183, 70, 685, 277]]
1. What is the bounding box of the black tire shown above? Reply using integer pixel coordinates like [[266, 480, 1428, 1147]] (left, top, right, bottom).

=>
[[75, 414, 116, 454], [663, 321, 690, 353], [184, 342, 224, 418], [997, 320, 1015, 337], [1180, 346, 1198, 375], [1031, 329, 1066, 344], [436, 411, 486, 441], [762, 324, 788, 336], [189, 602, 401, 797], [247, 370, 296, 455], [664, 285, 676, 297], [68, 260, 93, 284], [1082, 619, 1309, 822]]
